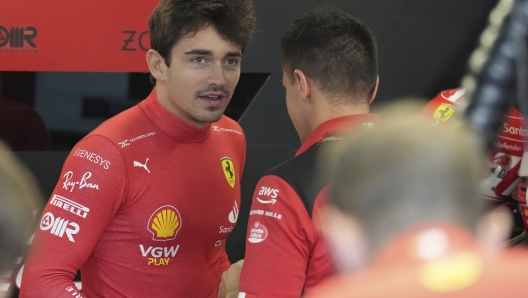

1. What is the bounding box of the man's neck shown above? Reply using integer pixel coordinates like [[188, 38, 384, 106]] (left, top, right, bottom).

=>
[[309, 100, 370, 134]]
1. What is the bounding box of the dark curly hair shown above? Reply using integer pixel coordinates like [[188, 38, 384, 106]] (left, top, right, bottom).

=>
[[149, 0, 256, 84]]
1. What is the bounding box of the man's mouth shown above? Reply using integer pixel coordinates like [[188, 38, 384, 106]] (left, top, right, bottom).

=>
[[199, 94, 225, 100]]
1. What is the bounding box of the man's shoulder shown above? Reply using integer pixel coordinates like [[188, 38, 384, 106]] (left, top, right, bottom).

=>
[[87, 104, 152, 141], [263, 144, 329, 217]]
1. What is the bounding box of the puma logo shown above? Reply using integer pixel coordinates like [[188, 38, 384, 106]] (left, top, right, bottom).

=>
[[133, 158, 150, 173]]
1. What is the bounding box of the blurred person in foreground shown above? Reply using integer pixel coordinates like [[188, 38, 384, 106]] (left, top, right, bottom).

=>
[[306, 102, 528, 297], [20, 0, 255, 297], [0, 141, 41, 297], [238, 6, 379, 297]]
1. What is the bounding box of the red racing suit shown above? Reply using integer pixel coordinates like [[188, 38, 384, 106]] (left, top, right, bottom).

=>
[[420, 89, 528, 230], [420, 88, 526, 199], [20, 89, 246, 298], [238, 114, 379, 298]]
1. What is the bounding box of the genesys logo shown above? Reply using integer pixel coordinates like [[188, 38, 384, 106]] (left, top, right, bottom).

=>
[[139, 244, 180, 266], [148, 205, 182, 241], [73, 148, 110, 170], [50, 194, 90, 219], [40, 212, 79, 242], [62, 171, 99, 192], [0, 25, 37, 53], [118, 132, 156, 148], [248, 222, 268, 244], [122, 30, 149, 52], [212, 126, 242, 135]]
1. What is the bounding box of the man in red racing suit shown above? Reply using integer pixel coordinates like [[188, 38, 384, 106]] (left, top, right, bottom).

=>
[[20, 1, 256, 297]]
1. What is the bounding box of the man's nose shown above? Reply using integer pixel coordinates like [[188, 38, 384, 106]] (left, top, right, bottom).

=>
[[207, 63, 227, 87]]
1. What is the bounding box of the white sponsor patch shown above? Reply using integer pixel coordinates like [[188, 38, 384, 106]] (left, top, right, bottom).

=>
[[139, 244, 180, 266], [219, 226, 234, 234], [133, 158, 150, 173], [258, 186, 279, 198], [62, 171, 99, 192], [40, 212, 79, 242], [249, 209, 282, 220], [119, 132, 156, 148], [256, 197, 276, 204], [212, 126, 242, 135], [50, 194, 90, 218], [229, 201, 239, 223], [248, 222, 268, 243], [73, 148, 110, 169]]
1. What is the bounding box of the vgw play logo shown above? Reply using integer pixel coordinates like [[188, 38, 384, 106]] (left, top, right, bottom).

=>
[[0, 25, 38, 52]]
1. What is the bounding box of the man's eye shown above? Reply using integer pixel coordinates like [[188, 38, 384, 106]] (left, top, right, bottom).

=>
[[193, 57, 205, 63], [226, 59, 239, 65]]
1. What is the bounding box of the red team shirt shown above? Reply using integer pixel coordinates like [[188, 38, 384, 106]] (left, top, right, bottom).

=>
[[238, 114, 380, 298], [20, 90, 245, 298], [306, 223, 528, 298]]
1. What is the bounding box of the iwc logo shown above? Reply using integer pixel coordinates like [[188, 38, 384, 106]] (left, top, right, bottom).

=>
[[221, 156, 236, 188], [147, 205, 182, 241]]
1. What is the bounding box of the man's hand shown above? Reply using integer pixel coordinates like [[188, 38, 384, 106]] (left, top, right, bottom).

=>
[[218, 259, 244, 298]]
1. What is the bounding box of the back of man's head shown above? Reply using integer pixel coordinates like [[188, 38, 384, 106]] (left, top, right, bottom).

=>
[[325, 102, 485, 254], [280, 6, 378, 104], [0, 142, 41, 274]]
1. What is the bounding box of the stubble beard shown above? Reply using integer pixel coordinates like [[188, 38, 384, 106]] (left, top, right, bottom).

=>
[[191, 106, 225, 123], [191, 87, 231, 124]]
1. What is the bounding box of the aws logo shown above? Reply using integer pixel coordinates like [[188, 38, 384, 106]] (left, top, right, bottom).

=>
[[221, 156, 236, 188], [148, 205, 182, 241]]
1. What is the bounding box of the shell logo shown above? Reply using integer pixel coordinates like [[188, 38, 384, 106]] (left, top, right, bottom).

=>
[[147, 205, 182, 241]]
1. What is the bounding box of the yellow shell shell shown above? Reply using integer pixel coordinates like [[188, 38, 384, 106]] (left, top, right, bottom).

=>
[[151, 209, 179, 238]]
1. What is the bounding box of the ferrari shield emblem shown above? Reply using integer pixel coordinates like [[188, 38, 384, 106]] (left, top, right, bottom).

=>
[[433, 104, 456, 122], [221, 157, 236, 188]]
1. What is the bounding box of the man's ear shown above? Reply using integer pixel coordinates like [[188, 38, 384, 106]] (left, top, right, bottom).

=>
[[369, 76, 379, 104], [293, 69, 311, 103], [318, 205, 367, 274], [147, 49, 166, 83]]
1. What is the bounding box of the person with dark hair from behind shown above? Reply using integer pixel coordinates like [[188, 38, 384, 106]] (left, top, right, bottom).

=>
[[307, 103, 528, 297], [21, 1, 256, 297], [238, 6, 380, 297], [0, 95, 52, 151], [0, 141, 42, 298]]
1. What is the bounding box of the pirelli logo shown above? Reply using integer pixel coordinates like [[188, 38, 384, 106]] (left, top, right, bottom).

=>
[[50, 194, 90, 219]]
